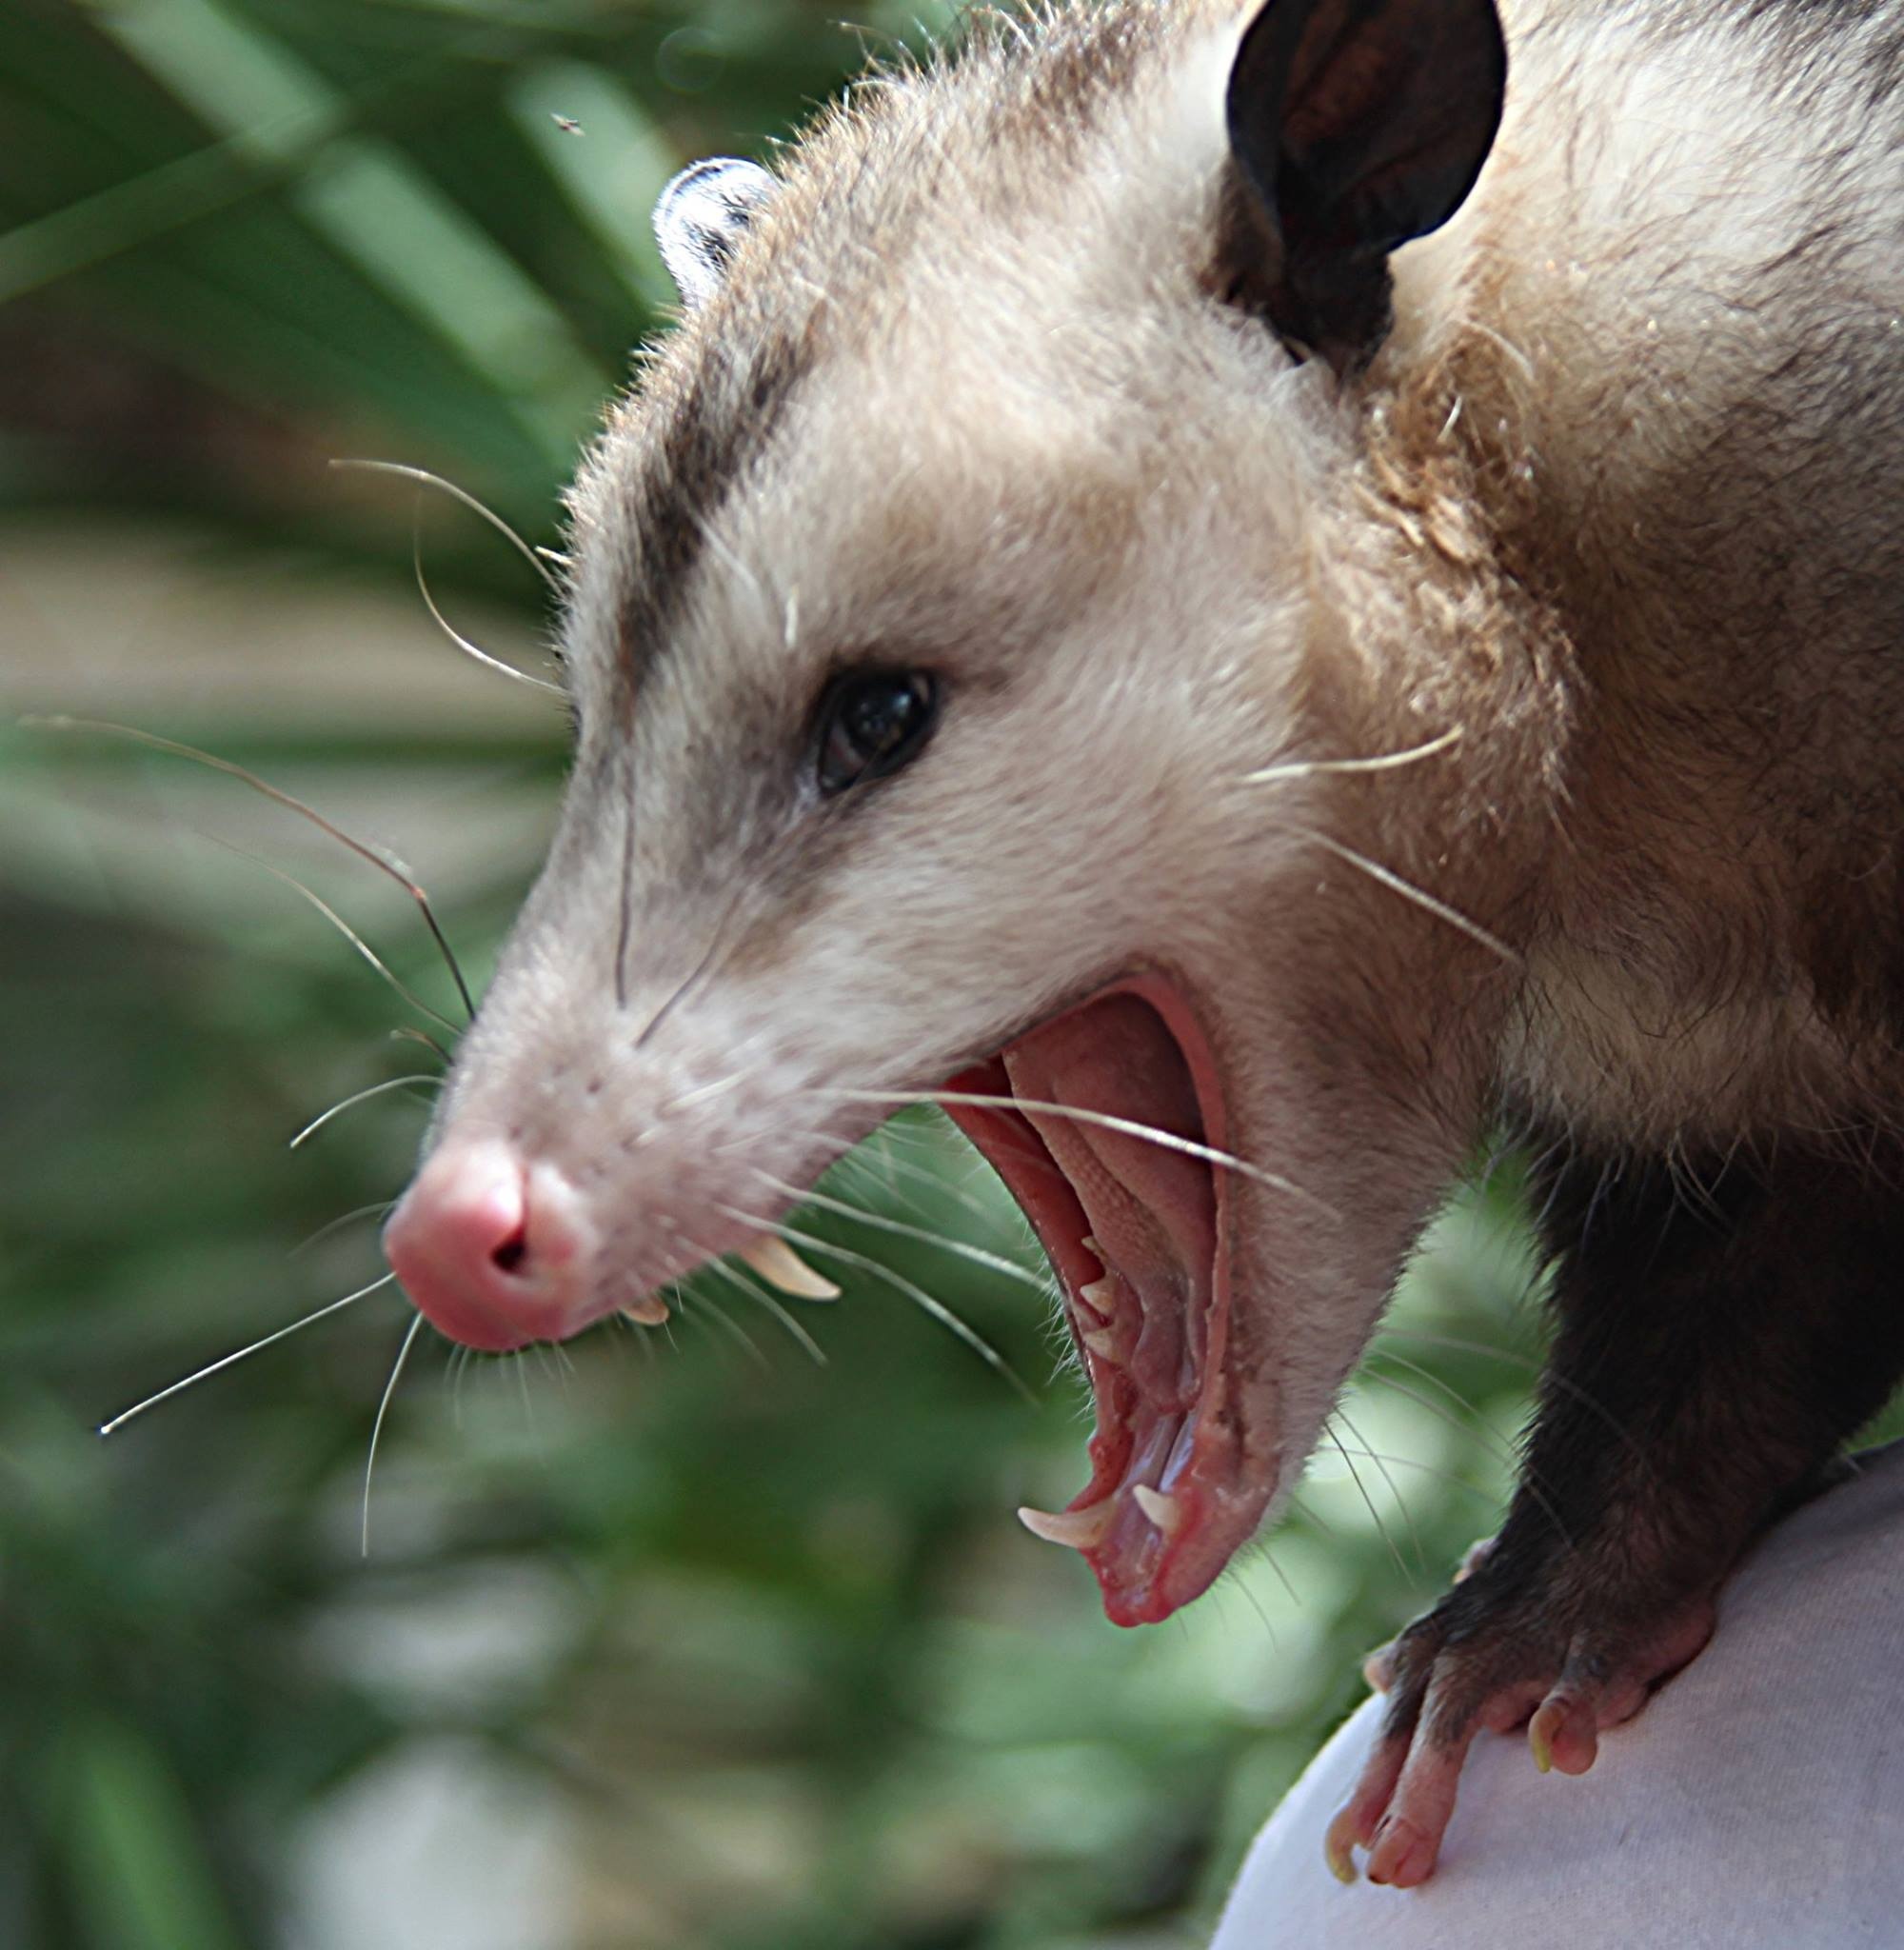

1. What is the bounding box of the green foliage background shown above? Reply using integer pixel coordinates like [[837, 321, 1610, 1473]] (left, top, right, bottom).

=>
[[2, 2, 1565, 1943]]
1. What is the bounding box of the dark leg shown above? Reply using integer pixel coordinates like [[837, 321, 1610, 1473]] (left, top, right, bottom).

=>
[[1330, 1131, 1904, 1886]]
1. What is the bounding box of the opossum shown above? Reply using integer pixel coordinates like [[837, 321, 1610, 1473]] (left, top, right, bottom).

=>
[[381, 0, 1904, 1891]]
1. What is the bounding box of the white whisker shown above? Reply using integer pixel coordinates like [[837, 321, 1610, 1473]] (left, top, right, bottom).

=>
[[329, 457, 560, 593], [1241, 726, 1463, 786], [1333, 1405, 1427, 1574], [1249, 1538, 1303, 1610], [26, 717, 475, 1020], [1322, 1421, 1411, 1579], [1326, 1443, 1502, 1506], [809, 1088, 1339, 1220], [290, 1199, 397, 1258], [703, 1255, 828, 1365], [1362, 1349, 1522, 1448], [391, 1024, 452, 1065], [723, 1121, 1000, 1227], [832, 1140, 998, 1225], [446, 1342, 475, 1424], [857, 1120, 1007, 1219], [1360, 1368, 1573, 1548], [1292, 827, 1520, 965], [411, 520, 565, 697], [710, 1118, 853, 1165], [1286, 1490, 1340, 1541], [661, 1068, 751, 1115], [98, 1273, 397, 1436], [721, 1205, 1032, 1402], [290, 1074, 440, 1150], [207, 836, 463, 1033], [1377, 1324, 1542, 1370], [1375, 1339, 1640, 1463], [1230, 1561, 1282, 1646], [675, 1278, 772, 1371], [362, 1311, 426, 1556], [750, 1170, 1053, 1300]]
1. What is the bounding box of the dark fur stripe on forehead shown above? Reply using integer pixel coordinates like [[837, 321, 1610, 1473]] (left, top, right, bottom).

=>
[[612, 327, 806, 708], [589, 2, 1206, 714], [1002, 0, 1179, 131]]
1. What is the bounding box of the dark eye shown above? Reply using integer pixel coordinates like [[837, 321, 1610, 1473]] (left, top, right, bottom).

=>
[[815, 668, 939, 795]]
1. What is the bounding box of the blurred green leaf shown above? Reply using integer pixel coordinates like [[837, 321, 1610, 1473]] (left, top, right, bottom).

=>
[[61, 1717, 248, 1950]]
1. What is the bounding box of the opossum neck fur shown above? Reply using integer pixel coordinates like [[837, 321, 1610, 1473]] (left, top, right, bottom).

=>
[[387, 0, 1904, 1627], [1382, 0, 1904, 1148]]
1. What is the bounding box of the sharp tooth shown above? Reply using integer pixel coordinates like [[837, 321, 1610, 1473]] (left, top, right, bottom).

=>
[[1081, 1327, 1118, 1361], [1017, 1501, 1115, 1551], [1132, 1485, 1182, 1536], [738, 1234, 842, 1300], [1081, 1234, 1102, 1257], [622, 1293, 671, 1326], [1079, 1277, 1118, 1314]]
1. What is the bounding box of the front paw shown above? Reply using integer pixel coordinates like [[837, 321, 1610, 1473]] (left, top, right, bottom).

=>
[[1327, 1563, 1716, 1887]]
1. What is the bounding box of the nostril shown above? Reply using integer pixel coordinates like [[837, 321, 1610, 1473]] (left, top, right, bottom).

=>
[[385, 1142, 598, 1350]]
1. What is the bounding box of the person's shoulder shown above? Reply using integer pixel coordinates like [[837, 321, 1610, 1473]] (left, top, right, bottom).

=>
[[1210, 1443, 1904, 1949]]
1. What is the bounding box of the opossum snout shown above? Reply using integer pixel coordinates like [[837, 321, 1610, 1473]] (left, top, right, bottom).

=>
[[383, 1140, 601, 1351]]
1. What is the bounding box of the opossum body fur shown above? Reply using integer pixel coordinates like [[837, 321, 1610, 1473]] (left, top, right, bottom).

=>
[[383, 0, 1904, 1888]]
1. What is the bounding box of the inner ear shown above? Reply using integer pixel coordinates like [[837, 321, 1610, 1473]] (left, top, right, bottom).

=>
[[653, 157, 779, 310], [1221, 0, 1507, 373]]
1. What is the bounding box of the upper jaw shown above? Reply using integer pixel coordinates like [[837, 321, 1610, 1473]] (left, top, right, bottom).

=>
[[384, 1023, 886, 1352]]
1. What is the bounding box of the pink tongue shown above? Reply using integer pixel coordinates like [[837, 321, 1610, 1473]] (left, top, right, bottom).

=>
[[1002, 993, 1214, 1354]]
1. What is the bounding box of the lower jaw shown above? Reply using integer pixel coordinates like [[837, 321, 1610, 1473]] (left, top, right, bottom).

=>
[[943, 969, 1264, 1625]]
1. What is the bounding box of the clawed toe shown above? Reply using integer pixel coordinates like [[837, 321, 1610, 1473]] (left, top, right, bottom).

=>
[[1328, 1707, 1474, 1887], [1323, 1586, 1719, 1885], [1527, 1689, 1598, 1774]]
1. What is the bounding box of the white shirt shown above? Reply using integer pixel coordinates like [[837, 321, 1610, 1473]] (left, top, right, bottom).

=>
[[1213, 1442, 1904, 1948]]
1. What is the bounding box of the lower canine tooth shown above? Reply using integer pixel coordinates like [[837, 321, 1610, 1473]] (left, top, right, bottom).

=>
[[1132, 1485, 1182, 1536], [1079, 1276, 1117, 1314], [622, 1293, 671, 1326], [739, 1234, 842, 1300], [1017, 1501, 1115, 1551], [1081, 1327, 1118, 1361]]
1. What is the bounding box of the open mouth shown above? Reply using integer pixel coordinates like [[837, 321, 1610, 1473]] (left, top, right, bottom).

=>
[[943, 971, 1275, 1626]]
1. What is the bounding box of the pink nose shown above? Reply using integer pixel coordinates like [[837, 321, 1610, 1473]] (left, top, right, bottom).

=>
[[384, 1142, 597, 1350]]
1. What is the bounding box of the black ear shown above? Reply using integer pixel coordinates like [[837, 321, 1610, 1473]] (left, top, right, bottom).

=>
[[653, 157, 778, 309], [1222, 0, 1506, 372]]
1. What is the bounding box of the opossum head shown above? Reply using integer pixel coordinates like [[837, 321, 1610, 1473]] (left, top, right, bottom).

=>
[[386, 0, 1517, 1625]]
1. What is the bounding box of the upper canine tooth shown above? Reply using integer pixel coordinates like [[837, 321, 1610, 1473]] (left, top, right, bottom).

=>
[[1079, 1277, 1117, 1315], [622, 1292, 671, 1326], [1132, 1485, 1182, 1536], [1017, 1501, 1115, 1551], [1081, 1327, 1118, 1361], [738, 1234, 842, 1300], [1081, 1234, 1102, 1258]]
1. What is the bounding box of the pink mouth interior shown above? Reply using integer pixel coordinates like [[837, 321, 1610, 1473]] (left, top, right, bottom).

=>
[[946, 974, 1263, 1625]]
